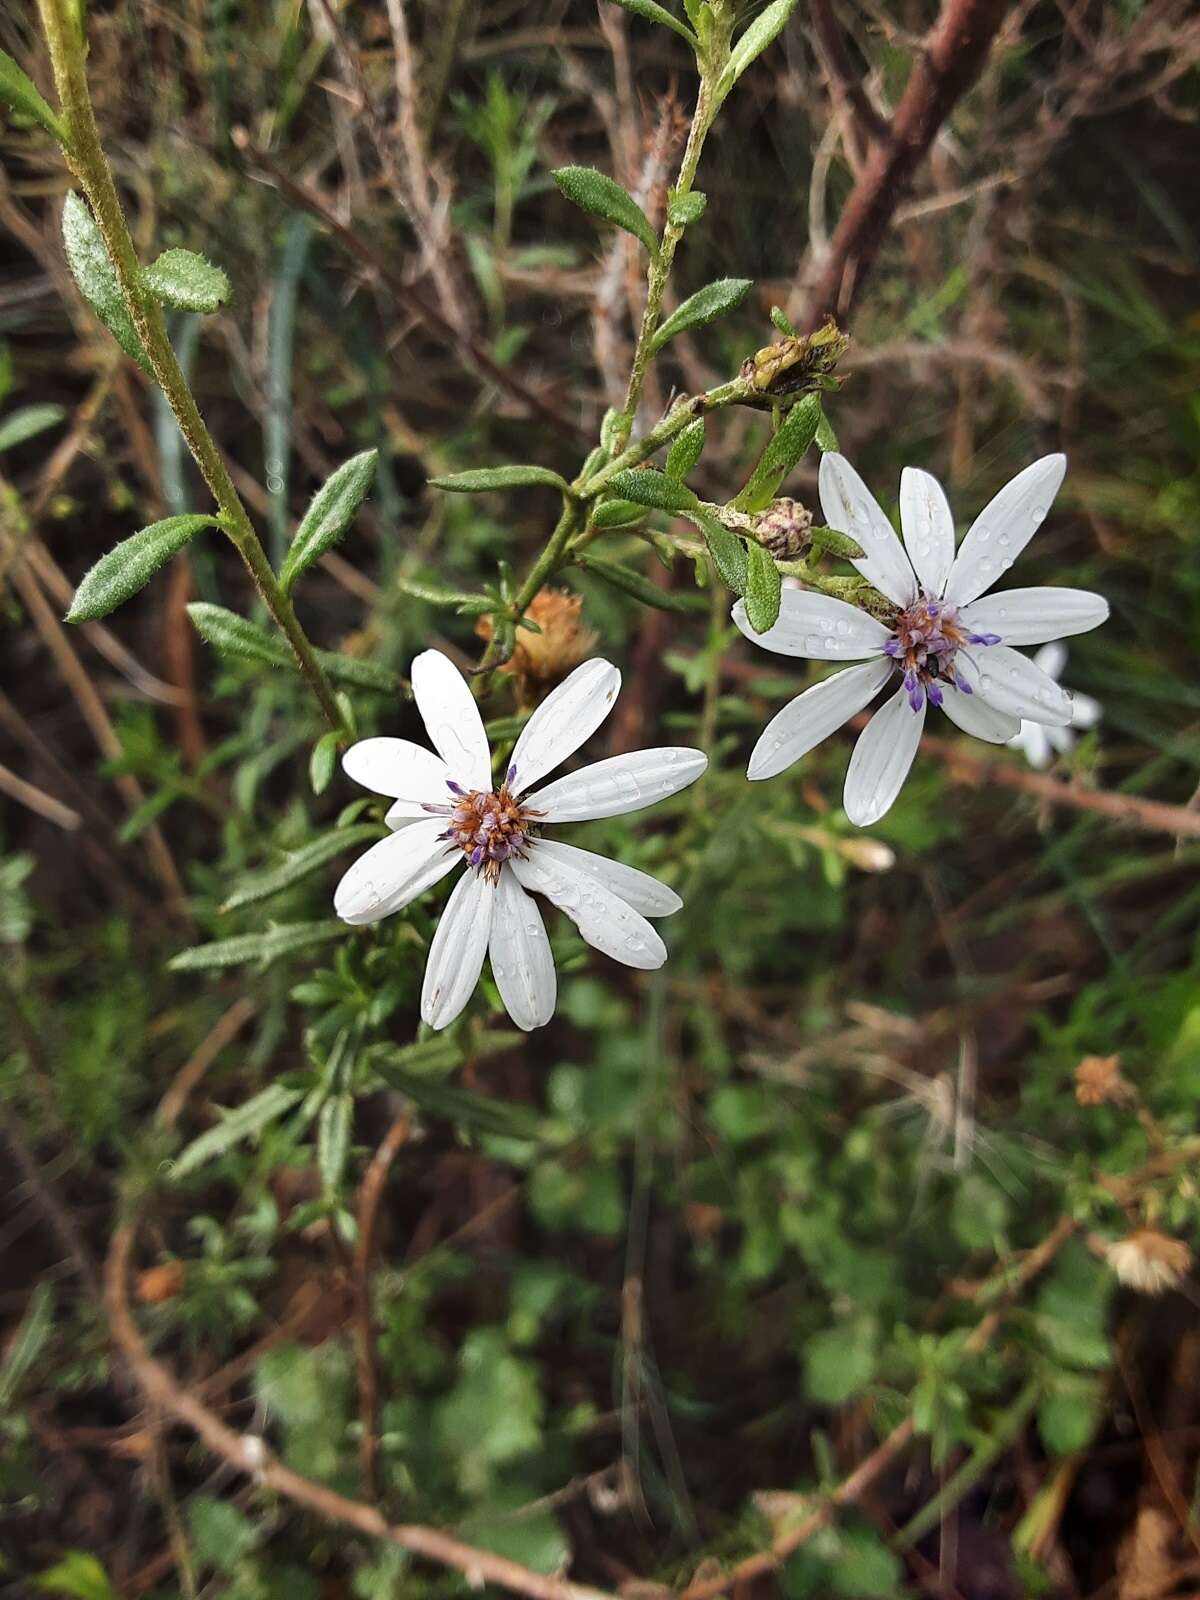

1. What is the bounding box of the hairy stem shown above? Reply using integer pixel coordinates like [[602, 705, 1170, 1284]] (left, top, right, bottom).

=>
[[35, 0, 346, 733]]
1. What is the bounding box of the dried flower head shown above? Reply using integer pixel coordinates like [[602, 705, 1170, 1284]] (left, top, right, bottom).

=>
[[1075, 1053, 1135, 1107], [477, 587, 597, 694], [741, 317, 850, 399], [1106, 1229, 1192, 1295]]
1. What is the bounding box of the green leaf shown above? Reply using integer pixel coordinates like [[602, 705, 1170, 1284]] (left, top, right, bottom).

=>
[[692, 510, 747, 595], [648, 277, 752, 355], [1038, 1372, 1104, 1456], [0, 50, 69, 144], [827, 1525, 903, 1598], [604, 468, 698, 512], [603, 0, 699, 45], [67, 514, 217, 622], [279, 449, 378, 593], [377, 1062, 547, 1142], [141, 247, 231, 314], [0, 403, 65, 453], [666, 417, 705, 481], [668, 190, 707, 226], [428, 463, 571, 494], [734, 392, 822, 512], [553, 166, 658, 257], [804, 1324, 876, 1405], [167, 920, 345, 972], [187, 1497, 259, 1574], [221, 823, 381, 912], [574, 551, 707, 612], [186, 602, 403, 693], [61, 193, 152, 375], [716, 0, 802, 103], [318, 1093, 354, 1194], [0, 1283, 54, 1408], [815, 404, 839, 452], [588, 498, 647, 529], [173, 1084, 306, 1178], [743, 541, 782, 632], [310, 730, 340, 795], [33, 1555, 117, 1600], [770, 304, 798, 336]]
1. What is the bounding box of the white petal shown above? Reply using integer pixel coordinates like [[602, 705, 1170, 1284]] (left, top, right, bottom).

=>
[[1033, 641, 1068, 680], [1011, 720, 1052, 768], [959, 587, 1108, 647], [410, 649, 491, 791], [1046, 722, 1075, 755], [421, 868, 495, 1030], [843, 686, 925, 826], [508, 659, 620, 797], [530, 839, 681, 917], [819, 452, 917, 609], [489, 867, 556, 1031], [899, 466, 956, 598], [943, 455, 1067, 607], [1070, 691, 1102, 730], [747, 658, 893, 780], [334, 819, 458, 925], [732, 588, 891, 661], [343, 737, 451, 820], [961, 643, 1073, 726], [937, 682, 1020, 744], [511, 848, 666, 970], [525, 747, 707, 823]]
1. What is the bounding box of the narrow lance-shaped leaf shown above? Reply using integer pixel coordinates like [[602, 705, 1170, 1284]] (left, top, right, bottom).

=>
[[428, 463, 571, 494], [574, 551, 708, 613], [666, 417, 705, 481], [743, 541, 783, 633], [186, 602, 403, 693], [588, 498, 647, 530], [0, 404, 65, 454], [688, 510, 748, 596], [0, 50, 69, 144], [667, 190, 707, 227], [733, 392, 822, 513], [141, 248, 231, 314], [221, 823, 382, 912], [603, 468, 699, 513], [68, 514, 218, 622], [603, 0, 699, 45], [173, 1084, 307, 1179], [648, 277, 753, 355], [715, 0, 802, 104], [279, 449, 378, 593], [310, 730, 340, 795], [318, 1093, 354, 1194], [553, 166, 659, 258], [61, 193, 153, 375], [815, 404, 839, 452], [167, 921, 345, 972]]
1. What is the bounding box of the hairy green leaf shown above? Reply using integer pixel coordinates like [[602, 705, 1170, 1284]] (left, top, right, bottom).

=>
[[279, 449, 378, 593], [603, 0, 698, 45], [648, 277, 752, 355], [141, 247, 231, 314], [574, 551, 707, 612], [61, 193, 152, 374], [186, 603, 403, 693], [588, 498, 647, 529], [666, 417, 705, 481], [734, 392, 822, 512], [310, 731, 340, 795], [172, 1084, 306, 1178], [67, 514, 217, 622], [428, 463, 571, 494], [552, 166, 659, 257], [743, 541, 782, 633], [221, 823, 381, 912], [318, 1093, 354, 1193], [667, 190, 707, 227], [0, 50, 69, 144], [167, 921, 345, 973], [691, 511, 748, 595], [603, 468, 698, 512], [0, 403, 65, 454], [815, 403, 839, 452], [716, 0, 802, 103]]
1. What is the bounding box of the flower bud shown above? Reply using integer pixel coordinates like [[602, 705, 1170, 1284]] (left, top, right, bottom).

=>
[[752, 497, 813, 559]]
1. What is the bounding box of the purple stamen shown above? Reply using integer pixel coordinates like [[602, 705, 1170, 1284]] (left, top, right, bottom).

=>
[[884, 638, 901, 657], [927, 681, 944, 707], [968, 631, 1001, 646], [958, 677, 973, 695], [469, 845, 484, 866], [446, 779, 465, 795], [507, 763, 518, 786]]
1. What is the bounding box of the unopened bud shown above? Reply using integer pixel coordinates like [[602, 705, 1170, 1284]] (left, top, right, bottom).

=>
[[753, 498, 813, 559]]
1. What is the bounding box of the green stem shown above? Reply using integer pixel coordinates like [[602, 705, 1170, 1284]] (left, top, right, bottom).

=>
[[475, 500, 582, 686], [36, 0, 345, 734]]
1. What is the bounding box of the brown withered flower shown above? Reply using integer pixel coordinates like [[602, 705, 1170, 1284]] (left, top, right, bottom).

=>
[[1075, 1053, 1136, 1107], [1106, 1229, 1193, 1295], [477, 587, 597, 702], [741, 317, 851, 401]]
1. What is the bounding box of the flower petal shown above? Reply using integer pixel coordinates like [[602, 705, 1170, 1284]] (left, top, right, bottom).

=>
[[732, 588, 891, 661], [511, 848, 666, 970], [410, 649, 491, 791], [343, 738, 451, 820], [747, 658, 893, 780], [959, 586, 1108, 647], [961, 643, 1073, 726], [819, 452, 917, 608], [489, 866, 556, 1031], [530, 839, 681, 917], [508, 658, 621, 797], [938, 681, 1020, 744], [1033, 640, 1068, 680], [899, 466, 956, 598], [843, 686, 925, 826], [943, 455, 1067, 607], [1070, 691, 1102, 730], [334, 819, 458, 925], [421, 868, 495, 1030], [525, 747, 707, 823]]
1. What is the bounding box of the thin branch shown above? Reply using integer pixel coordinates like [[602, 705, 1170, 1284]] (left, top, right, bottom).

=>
[[809, 0, 890, 154]]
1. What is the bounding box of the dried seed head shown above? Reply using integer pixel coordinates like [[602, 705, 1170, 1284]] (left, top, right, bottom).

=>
[[1075, 1053, 1136, 1107], [477, 587, 597, 693], [1106, 1229, 1192, 1295]]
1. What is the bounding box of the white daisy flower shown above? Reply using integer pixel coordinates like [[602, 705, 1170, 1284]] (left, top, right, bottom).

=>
[[333, 650, 707, 1031], [734, 452, 1109, 826], [1008, 641, 1102, 768]]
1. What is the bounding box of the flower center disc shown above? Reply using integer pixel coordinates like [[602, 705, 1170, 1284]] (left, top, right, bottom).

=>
[[883, 596, 1000, 710], [432, 781, 538, 879]]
